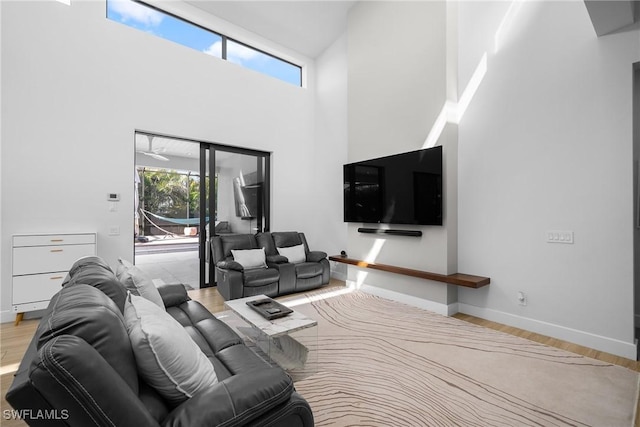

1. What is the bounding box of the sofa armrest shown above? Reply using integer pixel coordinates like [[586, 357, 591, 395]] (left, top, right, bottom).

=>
[[217, 260, 244, 271], [267, 254, 289, 264], [24, 335, 160, 427], [216, 269, 245, 300], [307, 251, 327, 263], [157, 283, 190, 307], [162, 368, 294, 427]]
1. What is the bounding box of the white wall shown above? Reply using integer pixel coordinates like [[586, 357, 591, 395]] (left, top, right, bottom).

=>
[[457, 1, 640, 358], [0, 0, 328, 321], [310, 32, 349, 265], [346, 1, 459, 310]]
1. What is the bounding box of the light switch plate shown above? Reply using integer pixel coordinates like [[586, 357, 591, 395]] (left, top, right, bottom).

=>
[[546, 230, 574, 244]]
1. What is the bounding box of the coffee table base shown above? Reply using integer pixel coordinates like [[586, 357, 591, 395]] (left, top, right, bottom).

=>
[[238, 326, 310, 370], [218, 309, 318, 381]]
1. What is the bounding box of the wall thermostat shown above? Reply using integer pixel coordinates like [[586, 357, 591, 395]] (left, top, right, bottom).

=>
[[107, 193, 120, 201]]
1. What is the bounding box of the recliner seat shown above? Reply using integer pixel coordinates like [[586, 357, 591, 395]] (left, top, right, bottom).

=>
[[258, 232, 330, 294], [211, 234, 281, 300]]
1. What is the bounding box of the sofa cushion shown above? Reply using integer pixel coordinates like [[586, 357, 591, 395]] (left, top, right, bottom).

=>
[[215, 344, 272, 375], [243, 267, 280, 288], [277, 244, 306, 264], [124, 293, 218, 407], [165, 300, 242, 356], [295, 262, 325, 279], [231, 248, 267, 269], [116, 258, 165, 309]]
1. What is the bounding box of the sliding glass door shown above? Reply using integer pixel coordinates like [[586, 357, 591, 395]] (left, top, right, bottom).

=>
[[200, 145, 270, 287], [135, 132, 270, 289]]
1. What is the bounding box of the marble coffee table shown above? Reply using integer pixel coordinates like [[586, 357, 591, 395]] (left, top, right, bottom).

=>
[[221, 295, 317, 375]]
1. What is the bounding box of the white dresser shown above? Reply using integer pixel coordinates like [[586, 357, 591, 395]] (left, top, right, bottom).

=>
[[12, 233, 97, 324]]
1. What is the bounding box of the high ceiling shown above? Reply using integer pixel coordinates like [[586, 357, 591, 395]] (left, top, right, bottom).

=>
[[183, 1, 356, 58], [183, 1, 638, 59], [584, 0, 639, 36]]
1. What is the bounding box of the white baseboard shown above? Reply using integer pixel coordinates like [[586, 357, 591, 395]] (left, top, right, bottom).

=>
[[347, 281, 637, 360], [352, 281, 458, 316], [1, 309, 15, 324], [331, 270, 347, 281], [459, 303, 638, 361]]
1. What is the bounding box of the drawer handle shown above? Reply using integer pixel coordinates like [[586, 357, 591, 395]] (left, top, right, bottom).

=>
[[50, 276, 63, 280], [50, 249, 64, 253], [50, 239, 64, 242]]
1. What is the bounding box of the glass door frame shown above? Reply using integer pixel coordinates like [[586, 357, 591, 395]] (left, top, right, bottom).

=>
[[199, 143, 271, 288]]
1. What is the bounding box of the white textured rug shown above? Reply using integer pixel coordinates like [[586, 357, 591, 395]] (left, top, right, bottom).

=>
[[286, 289, 639, 427]]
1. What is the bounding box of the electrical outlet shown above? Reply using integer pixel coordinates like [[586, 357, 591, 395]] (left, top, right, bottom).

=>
[[108, 226, 120, 236], [517, 291, 527, 306]]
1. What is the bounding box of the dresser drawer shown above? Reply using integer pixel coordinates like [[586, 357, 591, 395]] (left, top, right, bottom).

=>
[[13, 244, 96, 275], [13, 233, 96, 248], [12, 273, 66, 305]]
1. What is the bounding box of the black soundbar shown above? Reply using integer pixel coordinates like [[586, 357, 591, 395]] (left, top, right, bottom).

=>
[[357, 228, 422, 237]]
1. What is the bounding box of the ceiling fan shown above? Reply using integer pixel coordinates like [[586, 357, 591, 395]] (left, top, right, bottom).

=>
[[137, 135, 169, 161]]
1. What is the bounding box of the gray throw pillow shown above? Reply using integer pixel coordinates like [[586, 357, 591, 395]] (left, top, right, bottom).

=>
[[277, 244, 306, 264], [123, 293, 218, 406], [116, 258, 165, 309], [231, 248, 267, 269]]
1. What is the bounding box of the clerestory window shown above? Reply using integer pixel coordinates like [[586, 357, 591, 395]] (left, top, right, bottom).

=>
[[106, 0, 303, 87]]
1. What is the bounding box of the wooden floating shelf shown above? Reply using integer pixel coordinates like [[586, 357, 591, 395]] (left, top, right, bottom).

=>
[[329, 256, 490, 289]]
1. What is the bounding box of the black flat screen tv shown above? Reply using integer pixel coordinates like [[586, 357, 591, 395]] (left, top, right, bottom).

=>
[[343, 145, 443, 226]]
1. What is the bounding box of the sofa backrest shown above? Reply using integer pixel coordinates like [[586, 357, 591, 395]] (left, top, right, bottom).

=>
[[63, 256, 128, 312], [212, 234, 259, 262], [257, 232, 309, 256]]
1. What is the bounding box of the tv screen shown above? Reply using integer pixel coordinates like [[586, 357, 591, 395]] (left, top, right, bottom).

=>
[[343, 146, 443, 226]]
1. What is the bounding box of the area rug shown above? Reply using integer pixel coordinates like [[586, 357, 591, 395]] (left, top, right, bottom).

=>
[[285, 289, 639, 427]]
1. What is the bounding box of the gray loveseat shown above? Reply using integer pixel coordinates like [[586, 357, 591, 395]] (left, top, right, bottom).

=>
[[212, 232, 330, 301]]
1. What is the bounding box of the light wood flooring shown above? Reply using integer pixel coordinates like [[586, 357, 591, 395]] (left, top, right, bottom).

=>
[[2, 280, 639, 426]]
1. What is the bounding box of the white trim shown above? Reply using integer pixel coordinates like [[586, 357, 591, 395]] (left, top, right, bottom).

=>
[[458, 303, 638, 360], [351, 281, 457, 317], [331, 270, 347, 281], [1, 309, 15, 324], [346, 281, 637, 360], [447, 302, 460, 316]]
